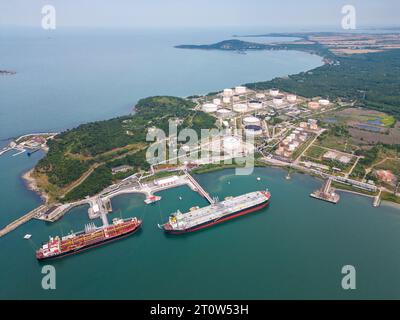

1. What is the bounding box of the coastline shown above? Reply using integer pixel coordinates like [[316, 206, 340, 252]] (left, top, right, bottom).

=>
[[21, 169, 49, 204], [8, 37, 398, 207], [381, 200, 400, 209]]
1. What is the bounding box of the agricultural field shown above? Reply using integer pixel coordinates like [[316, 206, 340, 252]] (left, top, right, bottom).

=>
[[314, 126, 358, 153], [319, 108, 400, 145], [303, 145, 326, 159], [348, 122, 400, 145]]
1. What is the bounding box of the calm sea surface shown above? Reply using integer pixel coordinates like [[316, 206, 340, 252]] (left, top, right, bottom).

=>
[[1, 28, 399, 299]]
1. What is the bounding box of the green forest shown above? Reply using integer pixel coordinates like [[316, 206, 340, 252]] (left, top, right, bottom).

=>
[[35, 96, 216, 201], [245, 49, 400, 119]]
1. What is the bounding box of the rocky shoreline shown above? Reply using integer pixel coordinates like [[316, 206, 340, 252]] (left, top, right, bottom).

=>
[[22, 169, 49, 204]]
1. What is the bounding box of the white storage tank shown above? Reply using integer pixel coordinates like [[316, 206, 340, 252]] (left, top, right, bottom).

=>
[[223, 136, 241, 152], [243, 116, 261, 126], [235, 86, 247, 94], [216, 108, 233, 118], [318, 99, 330, 106], [287, 94, 297, 103], [233, 103, 248, 113], [202, 103, 218, 113], [223, 88, 233, 97], [223, 96, 231, 104], [273, 96, 284, 105], [244, 125, 263, 136], [213, 98, 221, 105], [269, 88, 280, 96], [248, 100, 263, 110]]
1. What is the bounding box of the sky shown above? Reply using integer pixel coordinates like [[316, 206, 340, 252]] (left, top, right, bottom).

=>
[[0, 0, 399, 29]]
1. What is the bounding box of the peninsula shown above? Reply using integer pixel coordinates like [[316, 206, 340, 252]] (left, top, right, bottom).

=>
[[24, 32, 400, 206], [1, 31, 399, 238], [0, 70, 16, 75]]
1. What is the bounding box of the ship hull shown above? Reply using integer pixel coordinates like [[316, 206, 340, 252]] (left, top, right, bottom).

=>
[[37, 222, 141, 261], [163, 198, 269, 234]]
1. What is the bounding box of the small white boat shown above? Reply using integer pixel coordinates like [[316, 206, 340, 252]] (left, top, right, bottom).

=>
[[257, 177, 261, 181], [144, 195, 161, 204], [23, 234, 32, 240], [179, 196, 182, 200]]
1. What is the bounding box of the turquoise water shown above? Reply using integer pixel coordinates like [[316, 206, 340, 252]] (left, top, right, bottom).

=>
[[1, 167, 400, 299], [1, 28, 399, 299]]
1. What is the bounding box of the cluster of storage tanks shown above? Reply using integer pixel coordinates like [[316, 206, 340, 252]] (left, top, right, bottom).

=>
[[202, 87, 303, 114], [268, 88, 298, 106], [276, 129, 309, 157], [206, 135, 254, 156], [201, 87, 319, 125], [202, 86, 250, 116]]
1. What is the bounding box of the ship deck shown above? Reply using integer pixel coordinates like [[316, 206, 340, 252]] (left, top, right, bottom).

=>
[[174, 191, 268, 229]]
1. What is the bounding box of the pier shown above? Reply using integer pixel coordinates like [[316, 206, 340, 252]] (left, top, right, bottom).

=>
[[0, 146, 12, 156], [373, 189, 382, 207], [310, 178, 340, 204], [0, 132, 58, 159], [0, 170, 216, 237], [88, 197, 112, 226], [184, 171, 215, 204], [0, 205, 48, 237]]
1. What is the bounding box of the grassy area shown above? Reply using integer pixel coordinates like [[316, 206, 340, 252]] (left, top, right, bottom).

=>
[[381, 115, 396, 127], [315, 129, 357, 153], [141, 170, 180, 183], [291, 135, 316, 160], [191, 159, 270, 175], [304, 145, 326, 159], [374, 159, 400, 176], [332, 181, 378, 197], [381, 191, 400, 204]]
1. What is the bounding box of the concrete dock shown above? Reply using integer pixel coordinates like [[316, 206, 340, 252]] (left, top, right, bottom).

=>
[[0, 205, 48, 237], [310, 178, 340, 204], [0, 171, 214, 237]]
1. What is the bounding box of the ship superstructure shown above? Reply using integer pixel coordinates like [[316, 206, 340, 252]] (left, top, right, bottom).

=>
[[160, 190, 270, 234]]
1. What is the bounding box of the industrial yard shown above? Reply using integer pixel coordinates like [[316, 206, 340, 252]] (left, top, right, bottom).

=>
[[1, 83, 399, 238], [186, 84, 399, 205]]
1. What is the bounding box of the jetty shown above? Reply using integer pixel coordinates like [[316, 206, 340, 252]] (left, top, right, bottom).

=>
[[0, 170, 216, 237], [184, 171, 215, 204], [0, 132, 58, 159], [310, 178, 340, 204], [373, 189, 382, 207], [0, 205, 48, 237]]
